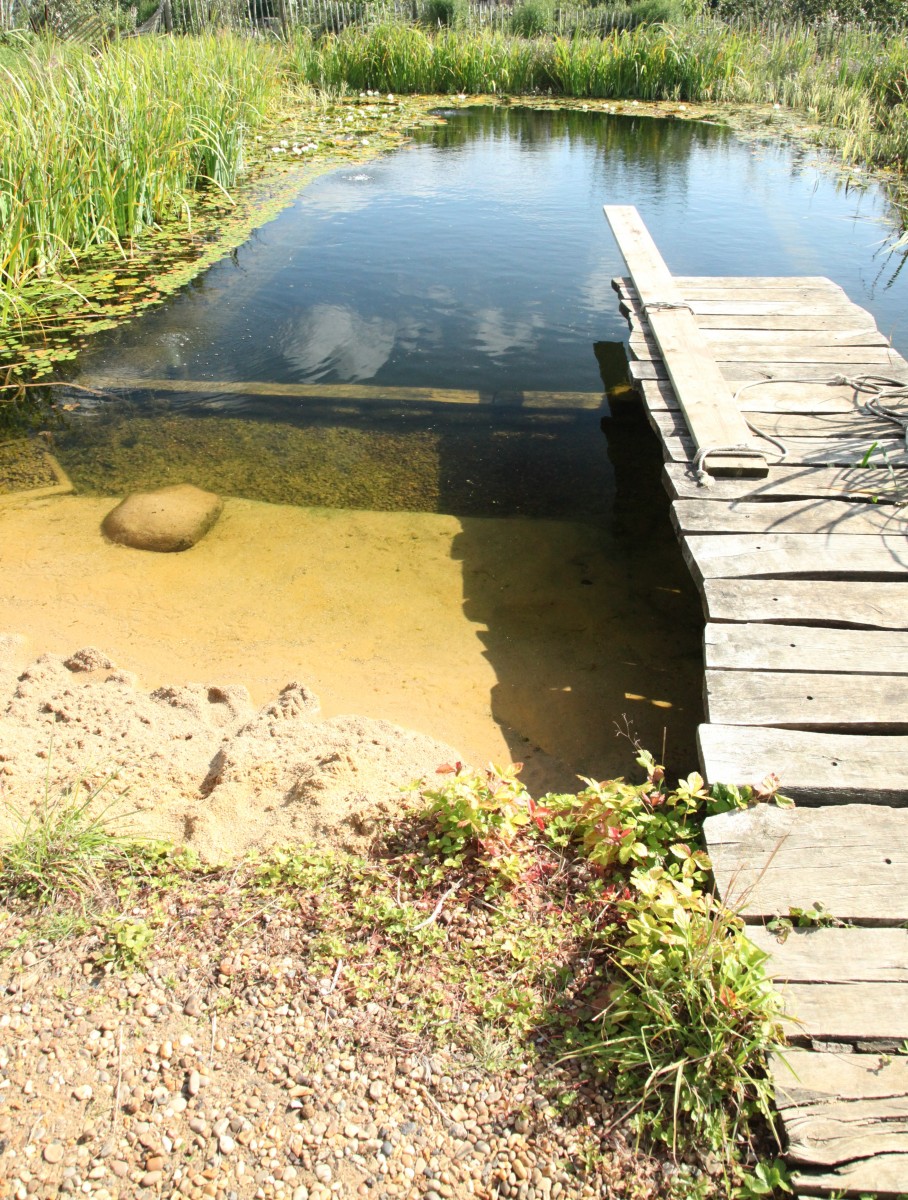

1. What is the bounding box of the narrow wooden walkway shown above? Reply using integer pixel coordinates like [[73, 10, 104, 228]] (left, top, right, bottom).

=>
[[605, 206, 908, 1196]]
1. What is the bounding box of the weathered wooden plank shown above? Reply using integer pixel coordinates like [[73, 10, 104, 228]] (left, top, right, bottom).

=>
[[86, 377, 607, 410], [657, 425, 908, 469], [648, 408, 908, 469], [674, 275, 846, 290], [701, 579, 908, 631], [663, 462, 905, 503], [779, 983, 908, 1043], [793, 1154, 908, 1197], [702, 327, 890, 347], [628, 358, 908, 384], [748, 927, 908, 983], [617, 279, 872, 319], [704, 669, 908, 729], [628, 315, 885, 345], [605, 206, 766, 476], [700, 728, 908, 807], [697, 313, 884, 332], [751, 928, 908, 1042], [683, 533, 908, 582], [673, 498, 908, 536], [704, 803, 908, 917], [630, 332, 901, 366], [704, 623, 908, 675], [772, 1049, 908, 1180]]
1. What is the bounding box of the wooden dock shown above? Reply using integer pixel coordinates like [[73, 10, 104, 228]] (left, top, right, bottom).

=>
[[605, 206, 908, 1196]]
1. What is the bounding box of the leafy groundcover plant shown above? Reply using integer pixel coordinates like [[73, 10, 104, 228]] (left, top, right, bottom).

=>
[[423, 750, 792, 1192]]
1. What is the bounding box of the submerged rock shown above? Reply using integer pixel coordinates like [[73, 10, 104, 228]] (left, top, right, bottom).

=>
[[102, 483, 223, 552]]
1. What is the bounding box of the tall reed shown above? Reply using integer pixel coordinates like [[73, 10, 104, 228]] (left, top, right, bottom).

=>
[[0, 35, 283, 296], [288, 18, 908, 171]]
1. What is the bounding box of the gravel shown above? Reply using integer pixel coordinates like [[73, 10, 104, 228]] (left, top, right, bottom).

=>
[[0, 909, 677, 1200]]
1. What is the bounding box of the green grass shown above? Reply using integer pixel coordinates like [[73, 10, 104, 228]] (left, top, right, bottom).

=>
[[285, 18, 908, 175], [0, 34, 283, 307], [3, 16, 908, 328], [0, 768, 142, 908]]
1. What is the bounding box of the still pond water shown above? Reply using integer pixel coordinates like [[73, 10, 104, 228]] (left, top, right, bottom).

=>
[[52, 106, 908, 784]]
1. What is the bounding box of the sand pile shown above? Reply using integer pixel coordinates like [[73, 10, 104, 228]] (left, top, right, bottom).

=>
[[0, 635, 460, 860]]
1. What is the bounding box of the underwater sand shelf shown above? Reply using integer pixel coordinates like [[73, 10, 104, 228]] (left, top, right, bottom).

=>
[[0, 492, 700, 795]]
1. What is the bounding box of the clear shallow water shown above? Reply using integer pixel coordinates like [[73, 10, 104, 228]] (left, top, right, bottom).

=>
[[42, 106, 908, 782], [63, 106, 908, 516]]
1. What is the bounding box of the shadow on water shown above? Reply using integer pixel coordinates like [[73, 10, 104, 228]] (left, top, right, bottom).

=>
[[445, 346, 703, 793]]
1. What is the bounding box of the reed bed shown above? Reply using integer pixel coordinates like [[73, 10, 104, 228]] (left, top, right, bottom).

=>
[[3, 16, 908, 320], [288, 19, 908, 169], [0, 35, 282, 300]]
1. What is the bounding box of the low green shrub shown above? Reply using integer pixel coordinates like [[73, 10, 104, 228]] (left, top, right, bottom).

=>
[[420, 750, 789, 1163], [511, 0, 555, 37], [421, 0, 468, 26]]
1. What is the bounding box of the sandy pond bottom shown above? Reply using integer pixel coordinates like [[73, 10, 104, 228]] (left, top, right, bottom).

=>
[[0, 491, 700, 855]]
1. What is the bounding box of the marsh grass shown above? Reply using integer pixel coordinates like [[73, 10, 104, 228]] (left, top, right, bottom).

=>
[[0, 35, 283, 303], [1, 767, 141, 909], [288, 18, 908, 174]]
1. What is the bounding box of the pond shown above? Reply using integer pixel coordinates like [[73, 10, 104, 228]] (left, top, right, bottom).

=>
[[4, 105, 907, 790]]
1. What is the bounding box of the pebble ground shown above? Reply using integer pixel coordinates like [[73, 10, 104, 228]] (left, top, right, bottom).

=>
[[0, 904, 680, 1200]]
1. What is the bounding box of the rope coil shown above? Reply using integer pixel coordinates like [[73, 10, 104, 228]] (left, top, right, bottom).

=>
[[687, 372, 908, 487]]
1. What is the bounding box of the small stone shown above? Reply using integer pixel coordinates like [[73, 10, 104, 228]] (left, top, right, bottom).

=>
[[218, 1135, 236, 1155], [314, 1163, 332, 1184], [187, 1071, 202, 1097], [72, 1085, 93, 1102], [43, 1144, 65, 1164], [183, 994, 203, 1018], [368, 1081, 383, 1102]]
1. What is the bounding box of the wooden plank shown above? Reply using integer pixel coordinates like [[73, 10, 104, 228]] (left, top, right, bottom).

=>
[[629, 332, 901, 366], [778, 983, 908, 1042], [639, 381, 900, 436], [674, 275, 846, 289], [696, 313, 883, 332], [682, 533, 908, 582], [704, 623, 908, 675], [628, 358, 908, 385], [772, 1050, 908, 1183], [663, 462, 905, 503], [604, 206, 766, 476], [699, 729, 908, 808], [673, 498, 908, 536], [657, 425, 908, 469], [617, 280, 871, 320], [704, 803, 908, 917], [704, 669, 908, 729], [627, 315, 885, 345], [793, 1154, 908, 1196], [750, 928, 908, 1043], [702, 579, 908, 631], [86, 377, 607, 411], [702, 327, 890, 347], [748, 927, 908, 983]]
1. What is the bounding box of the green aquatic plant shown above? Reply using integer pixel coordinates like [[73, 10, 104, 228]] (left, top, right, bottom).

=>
[[0, 35, 283, 293]]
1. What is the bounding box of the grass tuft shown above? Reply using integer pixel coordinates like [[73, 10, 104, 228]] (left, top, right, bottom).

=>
[[1, 767, 140, 910]]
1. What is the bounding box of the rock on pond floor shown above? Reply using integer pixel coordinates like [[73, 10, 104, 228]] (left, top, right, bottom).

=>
[[0, 635, 460, 860]]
